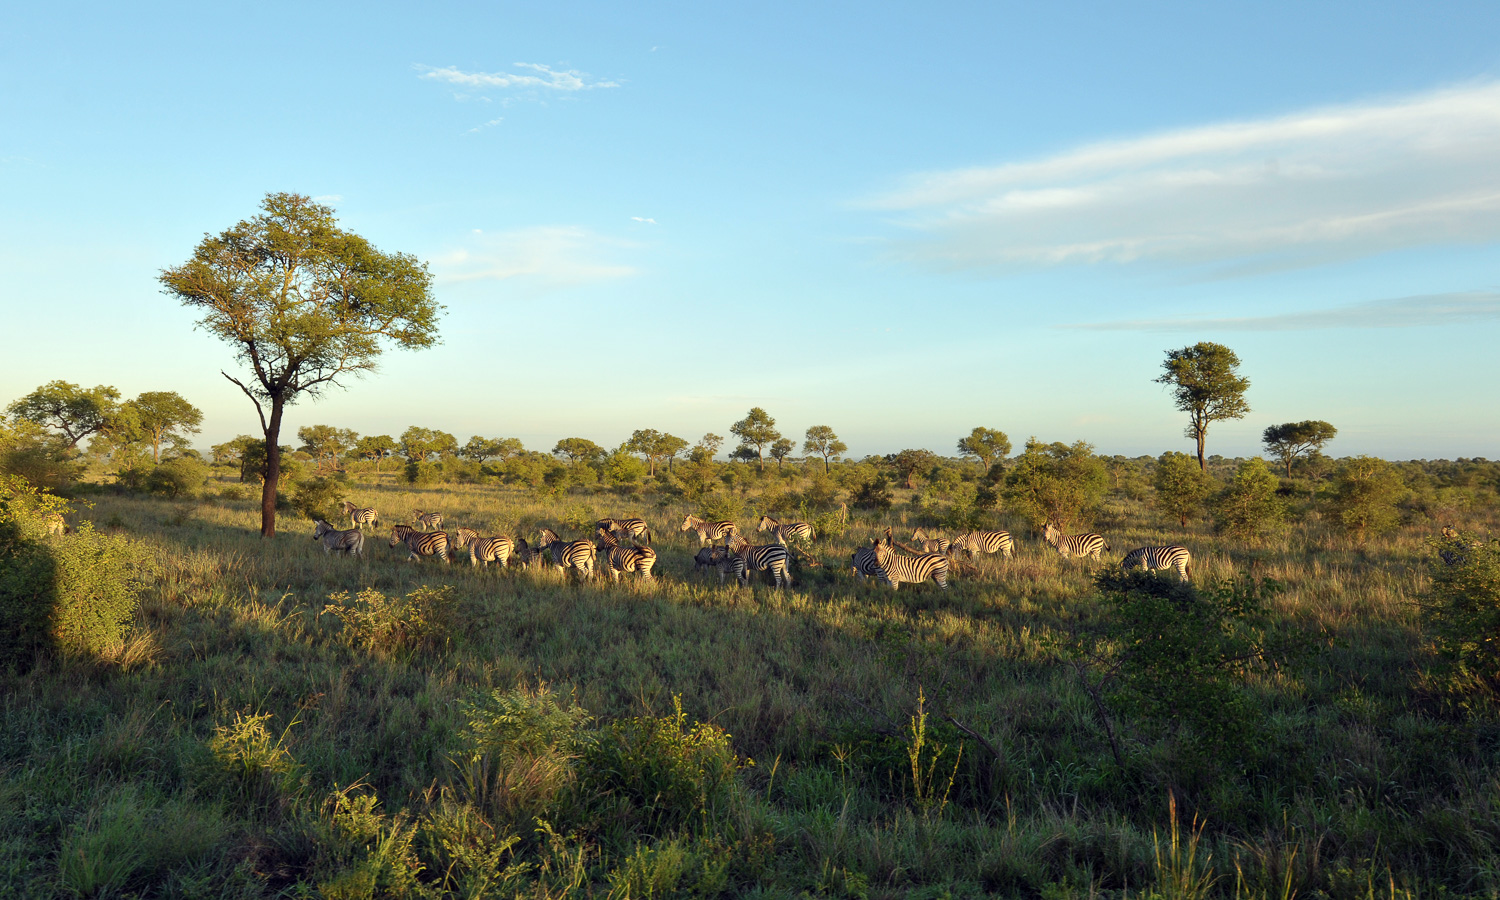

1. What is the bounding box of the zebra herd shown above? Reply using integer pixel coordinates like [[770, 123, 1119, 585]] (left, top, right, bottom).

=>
[[311, 502, 1194, 587]]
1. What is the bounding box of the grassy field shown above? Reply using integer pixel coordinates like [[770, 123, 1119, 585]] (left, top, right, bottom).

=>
[[3, 466, 1499, 899]]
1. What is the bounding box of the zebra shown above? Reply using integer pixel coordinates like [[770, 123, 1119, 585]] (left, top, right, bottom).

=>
[[870, 534, 949, 590], [312, 520, 365, 557], [757, 515, 814, 545], [727, 535, 792, 588], [412, 510, 444, 531], [595, 528, 658, 582], [850, 545, 890, 584], [680, 515, 738, 547], [1041, 523, 1108, 561], [950, 530, 1015, 558], [447, 526, 479, 553], [538, 527, 596, 579], [389, 524, 449, 563], [598, 517, 652, 545], [911, 527, 950, 555], [692, 546, 746, 584], [512, 538, 548, 569], [1121, 545, 1192, 581], [468, 535, 515, 568], [339, 500, 379, 531]]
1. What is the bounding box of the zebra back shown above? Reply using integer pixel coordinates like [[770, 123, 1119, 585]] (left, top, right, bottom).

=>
[[390, 524, 449, 562], [952, 530, 1014, 557], [729, 535, 791, 588], [681, 515, 738, 545], [413, 510, 443, 531], [469, 535, 514, 567], [1043, 524, 1107, 560], [313, 520, 364, 557], [873, 538, 948, 590], [1121, 545, 1192, 580]]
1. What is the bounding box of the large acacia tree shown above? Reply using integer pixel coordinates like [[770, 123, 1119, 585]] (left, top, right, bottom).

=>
[[1155, 342, 1250, 472], [160, 193, 440, 537]]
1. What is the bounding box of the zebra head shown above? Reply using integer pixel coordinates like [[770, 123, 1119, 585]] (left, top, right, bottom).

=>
[[757, 515, 777, 532], [680, 515, 701, 532], [313, 520, 334, 539]]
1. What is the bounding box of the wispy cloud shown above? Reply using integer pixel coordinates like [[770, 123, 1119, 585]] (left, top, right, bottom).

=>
[[630, 217, 657, 224], [465, 117, 504, 135], [312, 194, 342, 204], [1065, 290, 1500, 332], [433, 225, 640, 288], [417, 63, 619, 93], [874, 82, 1500, 273]]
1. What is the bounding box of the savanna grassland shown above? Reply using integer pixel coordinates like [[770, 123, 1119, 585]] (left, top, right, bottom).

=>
[[4, 454, 1500, 900]]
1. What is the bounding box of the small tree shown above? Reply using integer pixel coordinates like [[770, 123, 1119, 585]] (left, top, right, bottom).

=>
[[553, 437, 605, 465], [461, 436, 522, 462], [1426, 530, 1500, 698], [802, 425, 847, 474], [1263, 420, 1337, 477], [690, 433, 724, 464], [1327, 456, 1407, 540], [730, 408, 780, 471], [354, 435, 398, 469], [401, 427, 458, 461], [1212, 458, 1284, 540], [957, 427, 1011, 473], [126, 391, 204, 463], [1156, 342, 1251, 471], [160, 192, 440, 537], [1154, 451, 1215, 527], [297, 425, 358, 474], [624, 429, 688, 476], [886, 449, 937, 489], [1004, 439, 1109, 529], [6, 381, 121, 451], [769, 438, 795, 468]]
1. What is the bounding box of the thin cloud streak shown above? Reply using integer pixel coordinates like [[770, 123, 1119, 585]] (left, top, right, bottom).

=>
[[433, 225, 640, 288], [1065, 291, 1500, 332], [417, 63, 619, 92], [874, 82, 1500, 272]]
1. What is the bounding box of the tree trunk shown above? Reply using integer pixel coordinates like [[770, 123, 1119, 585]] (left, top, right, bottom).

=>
[[1196, 432, 1207, 472], [260, 400, 284, 538], [823, 456, 829, 475]]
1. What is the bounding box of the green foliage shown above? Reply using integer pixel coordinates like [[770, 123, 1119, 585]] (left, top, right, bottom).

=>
[[886, 448, 937, 488], [322, 586, 457, 659], [1424, 531, 1500, 699], [1211, 457, 1284, 540], [625, 429, 689, 475], [308, 788, 423, 900], [601, 446, 648, 487], [1153, 451, 1214, 526], [0, 414, 81, 489], [354, 434, 399, 465], [298, 424, 359, 473], [605, 837, 730, 899], [730, 407, 780, 469], [146, 455, 210, 498], [957, 426, 1011, 471], [6, 380, 121, 449], [1328, 455, 1408, 539], [462, 435, 523, 462], [1004, 438, 1109, 529], [696, 493, 744, 523], [403, 459, 441, 485], [1262, 420, 1337, 477], [290, 476, 347, 522], [122, 390, 203, 463], [803, 425, 847, 473], [1155, 342, 1251, 467], [401, 425, 459, 461], [56, 786, 228, 899], [206, 711, 303, 812], [850, 474, 893, 511], [552, 437, 605, 464]]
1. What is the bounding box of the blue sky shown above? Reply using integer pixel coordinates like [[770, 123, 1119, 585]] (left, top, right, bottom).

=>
[[3, 2, 1499, 460]]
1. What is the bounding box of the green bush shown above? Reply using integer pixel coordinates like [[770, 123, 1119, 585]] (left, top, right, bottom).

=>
[[1154, 451, 1214, 526], [146, 456, 209, 498], [0, 475, 143, 667], [696, 493, 744, 524], [1328, 455, 1408, 539], [1425, 531, 1500, 700], [322, 586, 457, 660], [289, 476, 346, 522], [403, 459, 441, 485], [1211, 457, 1284, 540]]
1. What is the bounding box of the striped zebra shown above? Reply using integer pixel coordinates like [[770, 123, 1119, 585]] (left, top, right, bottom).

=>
[[727, 535, 792, 588], [598, 517, 652, 545], [850, 545, 890, 584], [1121, 545, 1192, 580], [339, 500, 379, 531], [950, 530, 1014, 558], [389, 524, 449, 563], [468, 535, 515, 568], [448, 527, 479, 552], [870, 533, 949, 590], [680, 515, 738, 547], [595, 528, 658, 582], [1041, 523, 1108, 561], [757, 515, 814, 545], [512, 538, 549, 569], [312, 520, 365, 557], [412, 510, 444, 531], [911, 527, 950, 555], [692, 546, 745, 585], [538, 527, 596, 579]]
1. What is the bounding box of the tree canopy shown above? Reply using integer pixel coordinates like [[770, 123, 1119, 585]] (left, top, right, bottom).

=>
[[1155, 342, 1251, 471], [401, 427, 458, 461], [126, 391, 203, 463], [625, 429, 689, 475], [886, 449, 937, 489], [730, 408, 780, 470], [462, 436, 524, 462], [1263, 420, 1337, 477], [297, 425, 358, 473], [957, 427, 1011, 472], [802, 426, 847, 474], [6, 381, 121, 450], [553, 437, 605, 465], [159, 192, 440, 536], [1004, 438, 1109, 529]]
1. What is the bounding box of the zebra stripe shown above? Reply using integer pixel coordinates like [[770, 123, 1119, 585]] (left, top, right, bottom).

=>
[[512, 538, 548, 569], [872, 537, 949, 590], [757, 515, 814, 545], [950, 530, 1014, 558], [469, 535, 515, 568], [412, 510, 444, 531], [910, 528, 951, 555], [313, 520, 365, 557], [728, 536, 792, 588], [538, 527, 596, 578], [598, 517, 653, 544], [680, 515, 739, 547], [339, 500, 379, 531], [1042, 524, 1108, 561], [850, 545, 890, 584], [1121, 545, 1192, 580], [389, 524, 449, 563], [595, 528, 658, 582]]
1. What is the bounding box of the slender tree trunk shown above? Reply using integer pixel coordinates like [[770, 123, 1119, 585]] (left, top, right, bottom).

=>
[[1196, 431, 1207, 472], [260, 399, 285, 538], [823, 456, 829, 474]]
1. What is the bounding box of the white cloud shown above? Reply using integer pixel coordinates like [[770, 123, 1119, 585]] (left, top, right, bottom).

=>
[[417, 63, 619, 93], [874, 82, 1500, 272], [630, 217, 657, 224], [433, 225, 640, 287], [465, 117, 504, 134], [312, 194, 342, 204], [1065, 290, 1500, 332]]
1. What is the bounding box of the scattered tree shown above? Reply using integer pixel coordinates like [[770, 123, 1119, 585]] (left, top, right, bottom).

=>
[[1154, 451, 1215, 527], [802, 425, 847, 474], [1156, 342, 1251, 471], [125, 391, 204, 463], [6, 381, 121, 451], [886, 449, 937, 489], [1004, 439, 1109, 529], [552, 437, 605, 465], [461, 436, 523, 462], [730, 408, 780, 471], [1263, 420, 1338, 477], [354, 435, 398, 468], [1212, 458, 1284, 540], [625, 429, 689, 476], [1327, 456, 1408, 540], [957, 427, 1011, 473], [159, 192, 440, 537], [691, 433, 724, 464], [401, 427, 458, 461], [769, 438, 795, 468], [297, 425, 358, 474]]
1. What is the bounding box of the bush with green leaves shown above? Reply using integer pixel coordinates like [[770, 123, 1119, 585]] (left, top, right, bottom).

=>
[[1327, 455, 1408, 539], [1424, 530, 1500, 699], [322, 586, 457, 659], [146, 455, 209, 498], [1003, 438, 1108, 529], [1153, 451, 1214, 526], [1211, 457, 1284, 540], [696, 493, 744, 523], [0, 475, 142, 666], [289, 476, 347, 523]]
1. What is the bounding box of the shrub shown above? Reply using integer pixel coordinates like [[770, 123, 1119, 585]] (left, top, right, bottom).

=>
[[1154, 451, 1214, 526], [146, 455, 209, 498], [1212, 458, 1284, 540], [1003, 439, 1108, 529], [696, 493, 744, 524], [322, 586, 457, 659], [1327, 455, 1408, 539], [206, 712, 303, 812], [289, 476, 346, 523], [1424, 531, 1500, 699], [850, 475, 893, 512], [403, 459, 441, 485], [308, 788, 422, 900], [0, 475, 143, 667]]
